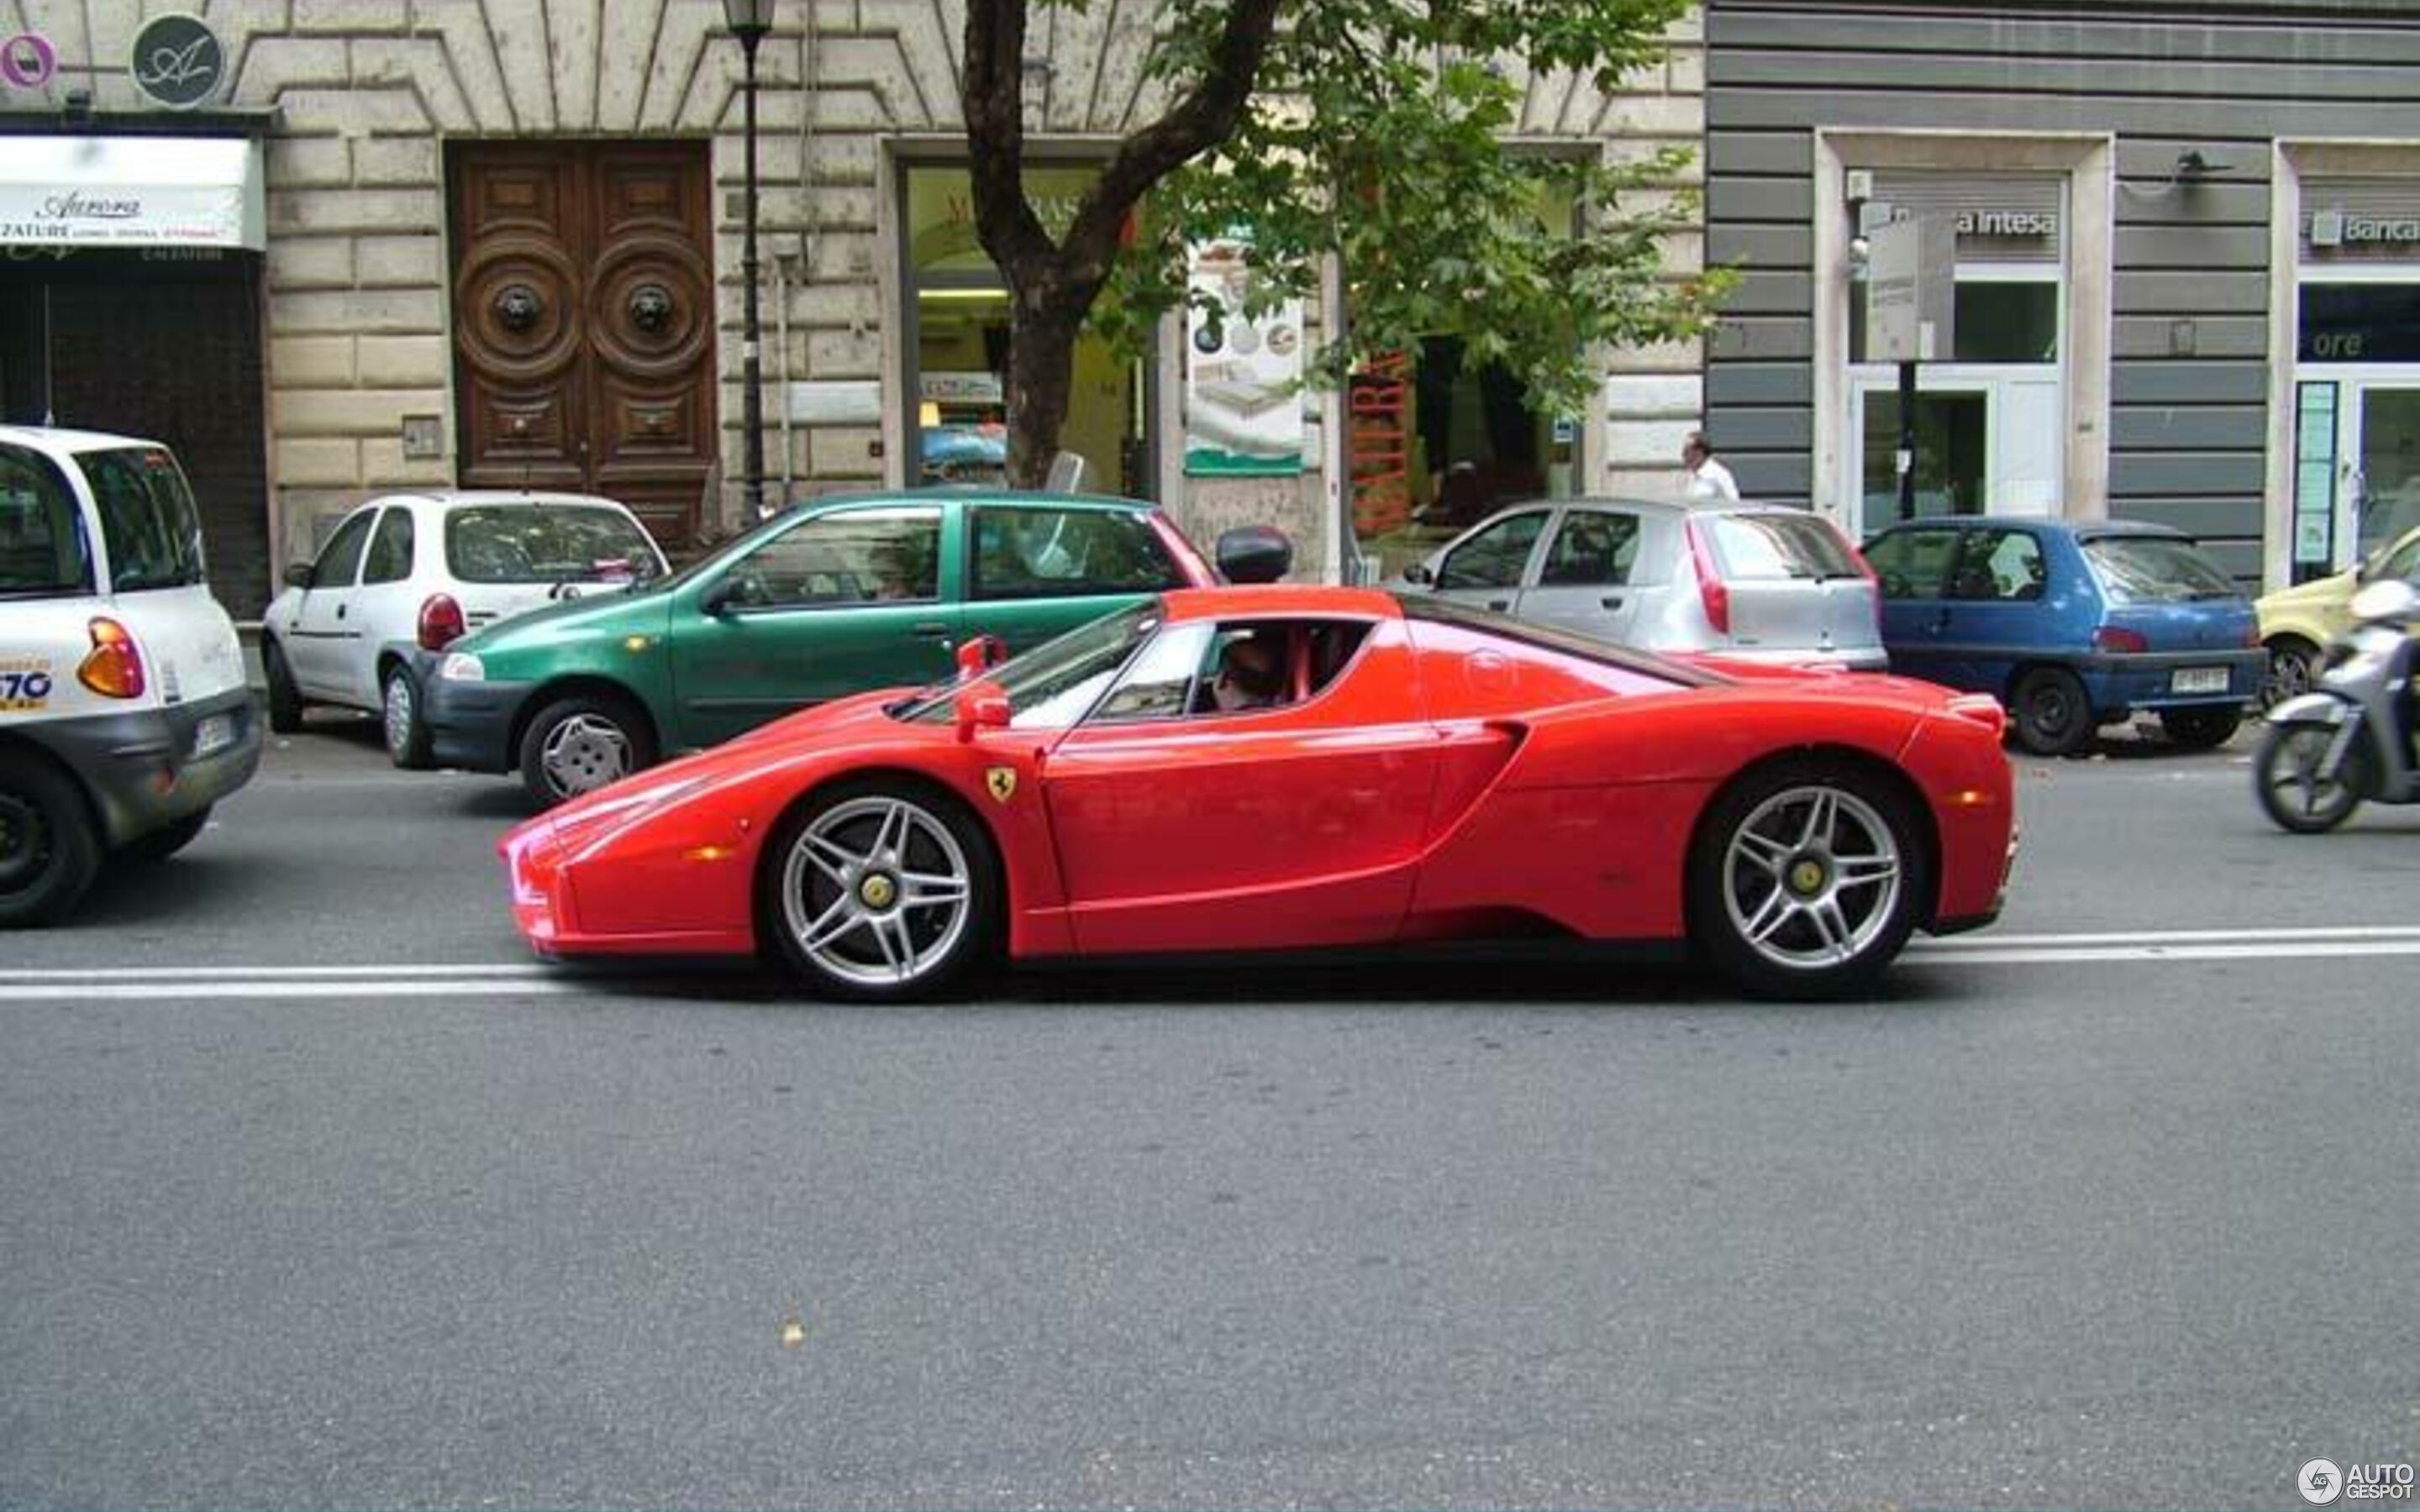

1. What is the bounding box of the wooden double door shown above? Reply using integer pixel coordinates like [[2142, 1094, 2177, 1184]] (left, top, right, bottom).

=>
[[449, 142, 718, 553]]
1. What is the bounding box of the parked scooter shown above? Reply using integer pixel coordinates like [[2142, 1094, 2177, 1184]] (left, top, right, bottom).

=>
[[2254, 575, 2420, 832]]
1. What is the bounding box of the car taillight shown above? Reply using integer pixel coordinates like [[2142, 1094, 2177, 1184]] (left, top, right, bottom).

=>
[[1684, 517, 1731, 634], [418, 592, 467, 651], [78, 617, 146, 699], [1833, 522, 1884, 632], [2094, 625, 2149, 654]]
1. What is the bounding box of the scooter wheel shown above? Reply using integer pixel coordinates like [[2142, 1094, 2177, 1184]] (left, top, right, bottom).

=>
[[2254, 719, 2369, 833]]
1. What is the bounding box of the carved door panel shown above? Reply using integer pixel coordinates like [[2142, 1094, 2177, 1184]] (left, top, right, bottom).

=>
[[450, 143, 716, 551]]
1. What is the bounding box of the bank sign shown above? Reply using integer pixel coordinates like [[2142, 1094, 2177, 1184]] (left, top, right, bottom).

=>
[[2310, 209, 2420, 249]]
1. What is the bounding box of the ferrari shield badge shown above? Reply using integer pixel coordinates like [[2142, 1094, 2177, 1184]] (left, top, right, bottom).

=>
[[985, 766, 1017, 805]]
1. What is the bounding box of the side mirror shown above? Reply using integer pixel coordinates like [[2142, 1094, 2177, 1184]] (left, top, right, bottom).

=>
[[954, 633, 1008, 680], [1215, 524, 1293, 585], [954, 683, 1012, 743], [1402, 561, 1434, 586], [697, 578, 739, 617], [283, 562, 313, 590]]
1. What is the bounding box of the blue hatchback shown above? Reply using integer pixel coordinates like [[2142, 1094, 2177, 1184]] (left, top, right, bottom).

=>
[[1861, 517, 2262, 755]]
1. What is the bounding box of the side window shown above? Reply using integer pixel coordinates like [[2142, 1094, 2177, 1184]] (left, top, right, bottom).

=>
[[361, 507, 416, 586], [1438, 511, 1545, 591], [1863, 528, 1961, 601], [1090, 623, 1213, 723], [310, 510, 377, 591], [723, 507, 940, 610], [1963, 528, 2046, 601], [971, 507, 1184, 600], [2379, 533, 2420, 583], [79, 447, 206, 591], [1538, 510, 1640, 588], [0, 444, 92, 597]]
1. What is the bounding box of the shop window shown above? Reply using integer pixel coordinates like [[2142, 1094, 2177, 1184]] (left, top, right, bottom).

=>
[[1860, 392, 1987, 518], [1852, 280, 2060, 365], [2300, 283, 2420, 364], [902, 163, 1150, 496]]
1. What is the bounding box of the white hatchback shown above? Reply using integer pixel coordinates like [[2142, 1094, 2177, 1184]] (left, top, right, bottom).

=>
[[0, 426, 261, 926], [260, 491, 667, 765]]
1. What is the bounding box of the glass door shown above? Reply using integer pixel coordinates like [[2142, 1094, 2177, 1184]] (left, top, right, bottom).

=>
[[2347, 386, 2420, 563], [1850, 384, 1989, 535]]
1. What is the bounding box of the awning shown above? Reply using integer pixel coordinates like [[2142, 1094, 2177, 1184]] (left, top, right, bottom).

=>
[[0, 135, 265, 250]]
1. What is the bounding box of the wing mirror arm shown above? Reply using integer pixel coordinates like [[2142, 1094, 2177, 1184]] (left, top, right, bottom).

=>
[[698, 579, 738, 617], [955, 683, 1012, 743]]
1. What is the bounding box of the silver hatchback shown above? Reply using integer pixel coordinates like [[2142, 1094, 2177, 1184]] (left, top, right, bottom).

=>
[[1396, 498, 1886, 669]]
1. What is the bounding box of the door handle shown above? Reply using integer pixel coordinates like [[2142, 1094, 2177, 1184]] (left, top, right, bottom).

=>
[[911, 621, 950, 639], [1486, 598, 1510, 612], [335, 604, 346, 620], [1600, 596, 1625, 611]]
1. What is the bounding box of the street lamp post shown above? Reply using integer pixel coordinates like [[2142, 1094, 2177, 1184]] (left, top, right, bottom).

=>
[[723, 0, 775, 520]]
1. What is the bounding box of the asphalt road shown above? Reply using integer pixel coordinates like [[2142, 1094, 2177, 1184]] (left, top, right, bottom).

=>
[[3, 712, 2415, 1508]]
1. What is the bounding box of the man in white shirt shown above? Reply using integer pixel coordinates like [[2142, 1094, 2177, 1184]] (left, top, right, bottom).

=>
[[1682, 430, 1740, 501]]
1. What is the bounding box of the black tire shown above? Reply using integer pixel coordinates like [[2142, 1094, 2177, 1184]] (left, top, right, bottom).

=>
[[118, 806, 212, 863], [2160, 706, 2243, 751], [2254, 719, 2368, 834], [2011, 666, 2095, 756], [757, 777, 1003, 1003], [1686, 759, 1931, 1000], [263, 637, 303, 734], [0, 751, 103, 927], [2261, 637, 2320, 711], [516, 691, 656, 809], [381, 661, 433, 769]]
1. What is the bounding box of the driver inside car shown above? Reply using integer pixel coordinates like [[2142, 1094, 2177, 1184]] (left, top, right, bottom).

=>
[[1207, 633, 1287, 713]]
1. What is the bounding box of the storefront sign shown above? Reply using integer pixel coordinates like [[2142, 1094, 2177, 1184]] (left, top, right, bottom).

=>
[[1184, 237, 1304, 476], [0, 135, 265, 249], [2299, 283, 2420, 363], [1865, 215, 1956, 364], [1, 31, 57, 90], [129, 13, 225, 109], [2311, 210, 2420, 249], [1954, 208, 2057, 239]]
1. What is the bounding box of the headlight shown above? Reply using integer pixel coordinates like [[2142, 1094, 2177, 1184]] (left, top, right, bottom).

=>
[[437, 652, 486, 682]]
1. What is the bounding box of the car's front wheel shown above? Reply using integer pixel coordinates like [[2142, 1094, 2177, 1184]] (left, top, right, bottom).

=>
[[760, 780, 1002, 1002], [517, 693, 657, 809], [381, 663, 432, 769], [2160, 706, 2243, 751], [1686, 760, 1930, 1000], [2012, 666, 2095, 756], [0, 752, 102, 927]]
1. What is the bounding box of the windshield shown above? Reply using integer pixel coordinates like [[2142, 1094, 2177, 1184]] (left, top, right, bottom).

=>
[[445, 504, 666, 585], [2082, 535, 2240, 604], [77, 446, 206, 592], [901, 601, 1162, 727]]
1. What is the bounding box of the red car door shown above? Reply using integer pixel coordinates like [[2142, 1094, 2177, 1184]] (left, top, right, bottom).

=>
[[1040, 616, 1440, 955]]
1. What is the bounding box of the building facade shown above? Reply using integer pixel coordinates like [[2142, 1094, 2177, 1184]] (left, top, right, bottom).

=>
[[0, 1, 1708, 617], [1704, 0, 2420, 587]]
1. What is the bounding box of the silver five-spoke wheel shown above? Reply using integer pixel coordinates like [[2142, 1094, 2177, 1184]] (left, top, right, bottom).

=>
[[778, 795, 975, 990], [1722, 785, 1904, 971]]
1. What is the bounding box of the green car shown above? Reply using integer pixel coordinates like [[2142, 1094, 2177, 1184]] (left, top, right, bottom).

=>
[[415, 490, 1266, 806]]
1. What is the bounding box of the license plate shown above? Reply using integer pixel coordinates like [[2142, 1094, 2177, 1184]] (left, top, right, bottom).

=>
[[192, 713, 234, 758], [2170, 666, 2230, 695]]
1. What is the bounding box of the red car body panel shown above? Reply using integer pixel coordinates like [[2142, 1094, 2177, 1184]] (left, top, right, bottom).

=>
[[500, 585, 2016, 964]]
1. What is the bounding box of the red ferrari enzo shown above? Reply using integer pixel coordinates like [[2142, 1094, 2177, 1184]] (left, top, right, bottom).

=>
[[499, 587, 2017, 1000]]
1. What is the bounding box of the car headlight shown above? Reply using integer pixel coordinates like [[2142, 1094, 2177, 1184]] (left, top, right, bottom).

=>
[[437, 652, 486, 682]]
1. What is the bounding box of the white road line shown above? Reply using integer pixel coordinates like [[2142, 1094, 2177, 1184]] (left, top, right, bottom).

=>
[[1902, 939, 2420, 967], [0, 979, 580, 1002], [0, 963, 555, 983], [1917, 923, 2420, 950]]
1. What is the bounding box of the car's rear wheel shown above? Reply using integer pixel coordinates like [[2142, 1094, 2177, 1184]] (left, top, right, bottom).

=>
[[118, 807, 212, 864], [263, 638, 303, 734], [0, 752, 102, 927], [2261, 637, 2320, 711], [2254, 719, 2368, 833], [381, 662, 432, 769], [1687, 760, 1929, 1000], [2012, 667, 2094, 756], [2160, 706, 2243, 751], [760, 780, 1001, 1002], [517, 692, 655, 809]]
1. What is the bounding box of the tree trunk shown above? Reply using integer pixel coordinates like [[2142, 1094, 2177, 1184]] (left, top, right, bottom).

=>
[[1004, 289, 1083, 489]]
